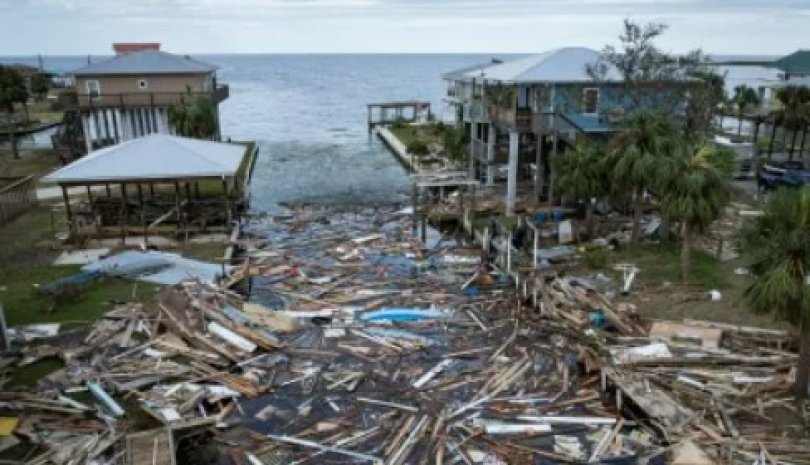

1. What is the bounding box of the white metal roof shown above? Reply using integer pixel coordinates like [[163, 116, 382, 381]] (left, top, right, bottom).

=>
[[43, 134, 246, 184], [441, 59, 504, 81], [73, 50, 217, 76], [467, 47, 620, 83]]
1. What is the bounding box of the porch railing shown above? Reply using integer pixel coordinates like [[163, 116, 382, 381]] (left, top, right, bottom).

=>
[[60, 85, 229, 109], [0, 176, 37, 224], [487, 106, 532, 131]]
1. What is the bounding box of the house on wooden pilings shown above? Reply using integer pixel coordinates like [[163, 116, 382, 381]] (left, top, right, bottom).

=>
[[442, 47, 688, 216], [53, 43, 229, 160]]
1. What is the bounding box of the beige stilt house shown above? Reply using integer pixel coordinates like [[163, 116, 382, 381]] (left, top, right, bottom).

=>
[[53, 43, 228, 159]]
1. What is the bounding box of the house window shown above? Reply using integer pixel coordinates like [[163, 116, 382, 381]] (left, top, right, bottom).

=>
[[137, 79, 149, 90], [86, 80, 101, 100], [583, 88, 599, 114]]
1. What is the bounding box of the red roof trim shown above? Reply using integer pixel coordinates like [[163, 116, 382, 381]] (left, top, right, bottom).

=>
[[113, 43, 161, 54]]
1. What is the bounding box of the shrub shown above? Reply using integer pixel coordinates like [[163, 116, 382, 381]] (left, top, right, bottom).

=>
[[391, 119, 409, 130], [407, 140, 429, 156]]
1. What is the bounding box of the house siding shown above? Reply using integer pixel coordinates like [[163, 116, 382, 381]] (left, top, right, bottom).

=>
[[76, 73, 212, 96]]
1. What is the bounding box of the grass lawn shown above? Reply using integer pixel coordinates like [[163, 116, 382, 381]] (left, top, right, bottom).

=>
[[0, 206, 160, 386], [0, 147, 60, 178], [582, 242, 786, 330], [389, 123, 445, 148]]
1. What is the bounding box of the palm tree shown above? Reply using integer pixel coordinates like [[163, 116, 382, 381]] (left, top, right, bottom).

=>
[[552, 142, 609, 240], [168, 95, 218, 140], [167, 103, 192, 137], [661, 142, 734, 279], [442, 124, 469, 163], [771, 86, 810, 160], [732, 85, 760, 136], [740, 186, 810, 398], [609, 111, 679, 244]]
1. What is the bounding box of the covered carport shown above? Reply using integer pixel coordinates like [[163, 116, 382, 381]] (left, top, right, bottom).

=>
[[42, 134, 253, 241]]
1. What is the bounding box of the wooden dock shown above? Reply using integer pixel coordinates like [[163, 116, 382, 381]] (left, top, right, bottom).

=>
[[367, 101, 431, 129]]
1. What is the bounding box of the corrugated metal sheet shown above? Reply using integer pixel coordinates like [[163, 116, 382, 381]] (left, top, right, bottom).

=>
[[42, 134, 245, 183], [466, 47, 620, 83], [74, 50, 216, 76]]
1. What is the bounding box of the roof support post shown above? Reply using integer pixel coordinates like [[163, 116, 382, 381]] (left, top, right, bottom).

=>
[[174, 181, 182, 233], [86, 185, 98, 234], [137, 183, 147, 244], [506, 130, 519, 217], [534, 134, 543, 201], [550, 128, 559, 206], [61, 185, 73, 237], [120, 183, 128, 246], [184, 182, 192, 241], [222, 177, 232, 228], [486, 124, 495, 186]]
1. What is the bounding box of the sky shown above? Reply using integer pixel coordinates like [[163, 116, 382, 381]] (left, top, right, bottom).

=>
[[0, 0, 807, 55]]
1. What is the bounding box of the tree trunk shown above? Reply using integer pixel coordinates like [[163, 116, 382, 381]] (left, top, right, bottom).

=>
[[800, 127, 807, 159], [631, 188, 643, 244], [795, 317, 810, 399], [752, 121, 762, 179], [768, 122, 777, 160], [680, 222, 690, 280], [737, 112, 743, 136], [789, 129, 799, 160], [5, 114, 19, 160]]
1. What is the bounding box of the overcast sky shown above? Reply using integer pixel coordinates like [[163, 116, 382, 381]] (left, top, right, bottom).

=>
[[0, 0, 807, 55]]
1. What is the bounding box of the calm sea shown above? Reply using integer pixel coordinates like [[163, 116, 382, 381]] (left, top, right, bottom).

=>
[[1, 54, 503, 212]]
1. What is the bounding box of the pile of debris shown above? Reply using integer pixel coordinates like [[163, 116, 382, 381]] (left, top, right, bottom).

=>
[[2, 206, 807, 464]]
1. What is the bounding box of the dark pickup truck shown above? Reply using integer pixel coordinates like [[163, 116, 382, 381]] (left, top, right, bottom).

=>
[[758, 161, 810, 191]]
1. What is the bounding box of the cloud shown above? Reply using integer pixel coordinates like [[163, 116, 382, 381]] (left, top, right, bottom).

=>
[[0, 0, 807, 54]]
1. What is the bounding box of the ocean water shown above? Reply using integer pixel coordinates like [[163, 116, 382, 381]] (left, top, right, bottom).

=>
[[1, 54, 502, 211]]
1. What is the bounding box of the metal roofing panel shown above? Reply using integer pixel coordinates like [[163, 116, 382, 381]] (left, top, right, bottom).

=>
[[42, 134, 246, 184], [73, 50, 217, 76], [467, 47, 620, 83]]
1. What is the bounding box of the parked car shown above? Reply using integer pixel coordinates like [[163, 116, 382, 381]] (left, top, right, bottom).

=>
[[758, 161, 810, 191]]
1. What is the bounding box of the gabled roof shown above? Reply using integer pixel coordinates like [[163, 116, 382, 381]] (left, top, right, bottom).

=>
[[467, 47, 620, 84], [42, 134, 246, 184], [73, 50, 217, 76], [774, 50, 810, 75], [442, 59, 503, 81]]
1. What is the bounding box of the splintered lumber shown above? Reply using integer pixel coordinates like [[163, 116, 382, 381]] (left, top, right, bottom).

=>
[[265, 434, 382, 464], [207, 322, 257, 353], [412, 359, 454, 388], [475, 420, 552, 435], [126, 428, 173, 465], [604, 368, 693, 430]]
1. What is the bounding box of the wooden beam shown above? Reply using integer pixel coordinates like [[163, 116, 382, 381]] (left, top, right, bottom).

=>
[[174, 181, 182, 232], [61, 185, 72, 236], [120, 183, 128, 245]]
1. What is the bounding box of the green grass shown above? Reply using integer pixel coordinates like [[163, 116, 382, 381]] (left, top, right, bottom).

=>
[[0, 265, 158, 328], [0, 206, 160, 387], [8, 357, 63, 387], [0, 147, 60, 178], [0, 207, 159, 330], [389, 123, 445, 149], [608, 243, 726, 289]]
